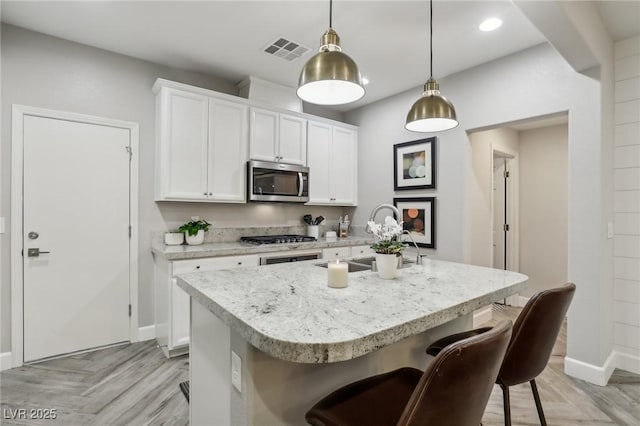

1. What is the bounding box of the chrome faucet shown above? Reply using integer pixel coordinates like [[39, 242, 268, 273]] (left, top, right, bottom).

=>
[[367, 204, 401, 231], [402, 230, 424, 265], [368, 203, 424, 266]]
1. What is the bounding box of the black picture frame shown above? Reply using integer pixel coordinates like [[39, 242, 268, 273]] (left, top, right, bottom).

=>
[[393, 197, 436, 249], [393, 137, 436, 190]]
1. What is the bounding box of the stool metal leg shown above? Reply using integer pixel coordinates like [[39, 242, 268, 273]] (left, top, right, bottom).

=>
[[500, 383, 511, 426], [530, 379, 547, 426]]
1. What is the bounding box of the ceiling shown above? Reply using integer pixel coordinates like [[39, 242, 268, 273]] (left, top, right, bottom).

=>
[[1, 1, 638, 112]]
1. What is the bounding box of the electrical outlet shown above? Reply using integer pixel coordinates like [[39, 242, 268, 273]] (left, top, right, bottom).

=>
[[231, 351, 242, 392]]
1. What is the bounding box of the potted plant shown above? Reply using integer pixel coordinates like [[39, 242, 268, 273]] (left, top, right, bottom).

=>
[[178, 217, 211, 246], [368, 216, 406, 279]]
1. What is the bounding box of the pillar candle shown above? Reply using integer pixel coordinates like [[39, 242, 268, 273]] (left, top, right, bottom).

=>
[[327, 260, 348, 288]]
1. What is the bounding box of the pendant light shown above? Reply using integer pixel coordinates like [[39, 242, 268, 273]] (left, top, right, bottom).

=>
[[297, 0, 365, 105], [405, 0, 458, 132]]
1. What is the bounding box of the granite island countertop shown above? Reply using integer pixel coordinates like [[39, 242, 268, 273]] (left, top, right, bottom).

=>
[[177, 258, 527, 363], [151, 235, 375, 260]]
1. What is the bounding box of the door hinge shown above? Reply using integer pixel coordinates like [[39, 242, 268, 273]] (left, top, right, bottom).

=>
[[125, 146, 132, 160], [129, 304, 132, 317], [128, 225, 132, 238], [504, 224, 510, 232], [504, 170, 510, 178]]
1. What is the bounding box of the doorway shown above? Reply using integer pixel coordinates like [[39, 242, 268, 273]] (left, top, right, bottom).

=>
[[11, 106, 139, 365]]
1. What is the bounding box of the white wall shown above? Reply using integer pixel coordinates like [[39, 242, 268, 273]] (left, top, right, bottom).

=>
[[467, 127, 519, 267], [0, 25, 348, 354], [519, 124, 569, 297], [613, 36, 640, 372], [346, 42, 614, 381]]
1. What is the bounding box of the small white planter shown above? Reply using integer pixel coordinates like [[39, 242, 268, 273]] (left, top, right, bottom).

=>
[[185, 229, 205, 245], [164, 232, 184, 246], [375, 253, 399, 279]]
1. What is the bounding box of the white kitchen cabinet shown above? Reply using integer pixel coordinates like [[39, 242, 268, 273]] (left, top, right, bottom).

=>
[[154, 254, 259, 357], [322, 247, 352, 260], [249, 107, 307, 165], [350, 245, 375, 257], [154, 85, 248, 202], [307, 121, 358, 206]]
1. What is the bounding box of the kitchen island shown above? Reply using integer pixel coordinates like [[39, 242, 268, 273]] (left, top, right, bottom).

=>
[[177, 257, 527, 425]]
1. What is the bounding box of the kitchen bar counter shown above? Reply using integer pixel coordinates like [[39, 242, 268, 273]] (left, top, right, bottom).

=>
[[151, 235, 373, 260], [177, 258, 527, 363], [180, 258, 527, 425], [180, 259, 527, 425]]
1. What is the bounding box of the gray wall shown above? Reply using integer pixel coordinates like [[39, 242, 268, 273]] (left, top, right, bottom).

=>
[[346, 42, 614, 370], [0, 24, 346, 353], [519, 124, 569, 297]]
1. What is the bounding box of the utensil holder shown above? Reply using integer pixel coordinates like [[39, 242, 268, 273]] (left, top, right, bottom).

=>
[[307, 225, 319, 239]]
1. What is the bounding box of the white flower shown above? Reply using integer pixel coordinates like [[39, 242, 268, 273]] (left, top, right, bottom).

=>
[[368, 216, 404, 241]]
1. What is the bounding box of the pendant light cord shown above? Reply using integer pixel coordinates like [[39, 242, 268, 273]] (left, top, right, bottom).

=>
[[429, 0, 433, 79], [329, 0, 333, 28]]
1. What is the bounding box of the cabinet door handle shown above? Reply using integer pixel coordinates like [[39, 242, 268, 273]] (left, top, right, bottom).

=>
[[203, 192, 207, 196], [196, 265, 201, 269], [208, 192, 213, 196], [237, 262, 242, 265]]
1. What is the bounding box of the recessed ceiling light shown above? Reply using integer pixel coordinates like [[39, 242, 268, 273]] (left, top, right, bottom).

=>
[[362, 77, 370, 85], [479, 17, 502, 32]]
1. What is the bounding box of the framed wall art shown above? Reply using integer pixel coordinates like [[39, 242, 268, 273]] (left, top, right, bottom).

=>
[[393, 137, 436, 190], [393, 197, 436, 248]]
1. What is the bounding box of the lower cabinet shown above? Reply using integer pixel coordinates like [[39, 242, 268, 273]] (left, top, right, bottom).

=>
[[350, 245, 375, 257], [154, 254, 259, 357], [322, 245, 374, 260], [322, 247, 352, 260]]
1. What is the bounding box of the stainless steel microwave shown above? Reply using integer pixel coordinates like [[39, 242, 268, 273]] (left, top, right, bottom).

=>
[[247, 160, 309, 203]]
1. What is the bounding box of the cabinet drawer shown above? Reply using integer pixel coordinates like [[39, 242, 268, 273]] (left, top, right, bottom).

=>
[[172, 255, 259, 276], [350, 245, 374, 257], [322, 247, 351, 260]]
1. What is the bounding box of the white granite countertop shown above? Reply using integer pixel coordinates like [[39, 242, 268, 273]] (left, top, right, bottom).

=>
[[177, 258, 528, 363], [151, 236, 374, 260]]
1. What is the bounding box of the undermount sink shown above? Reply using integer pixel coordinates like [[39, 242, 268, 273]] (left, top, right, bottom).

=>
[[351, 256, 416, 269], [316, 261, 371, 272], [315, 256, 416, 273]]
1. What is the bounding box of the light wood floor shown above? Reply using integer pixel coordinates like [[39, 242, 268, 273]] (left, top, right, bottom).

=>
[[1, 306, 638, 425]]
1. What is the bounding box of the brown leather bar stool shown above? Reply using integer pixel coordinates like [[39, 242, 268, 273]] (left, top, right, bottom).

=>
[[305, 320, 513, 426], [426, 283, 576, 426]]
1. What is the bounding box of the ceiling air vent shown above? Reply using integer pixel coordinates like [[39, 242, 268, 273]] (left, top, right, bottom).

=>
[[264, 37, 310, 61]]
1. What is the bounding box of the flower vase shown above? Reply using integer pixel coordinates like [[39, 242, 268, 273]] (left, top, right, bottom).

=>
[[375, 253, 398, 279], [185, 229, 205, 245]]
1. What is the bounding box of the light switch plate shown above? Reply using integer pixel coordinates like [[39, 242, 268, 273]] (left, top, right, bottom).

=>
[[231, 351, 242, 392], [0, 217, 5, 234]]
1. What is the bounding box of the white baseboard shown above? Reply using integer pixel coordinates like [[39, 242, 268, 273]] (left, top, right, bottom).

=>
[[613, 350, 640, 375], [1, 352, 13, 371], [138, 325, 156, 342], [473, 306, 493, 327], [565, 352, 617, 386]]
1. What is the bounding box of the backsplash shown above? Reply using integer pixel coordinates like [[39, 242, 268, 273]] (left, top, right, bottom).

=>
[[152, 224, 368, 245]]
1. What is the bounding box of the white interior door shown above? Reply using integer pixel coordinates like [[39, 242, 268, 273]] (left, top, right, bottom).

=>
[[493, 157, 507, 270], [23, 115, 131, 362]]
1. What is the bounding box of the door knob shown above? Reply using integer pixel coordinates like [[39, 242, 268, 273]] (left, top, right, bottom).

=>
[[27, 248, 50, 257]]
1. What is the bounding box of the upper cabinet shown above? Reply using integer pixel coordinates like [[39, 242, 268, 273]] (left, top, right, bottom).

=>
[[307, 120, 358, 206], [249, 107, 307, 165], [155, 85, 248, 202], [153, 79, 358, 205]]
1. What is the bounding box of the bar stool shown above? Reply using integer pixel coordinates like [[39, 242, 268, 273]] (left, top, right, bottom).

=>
[[305, 320, 513, 426], [426, 283, 576, 426]]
